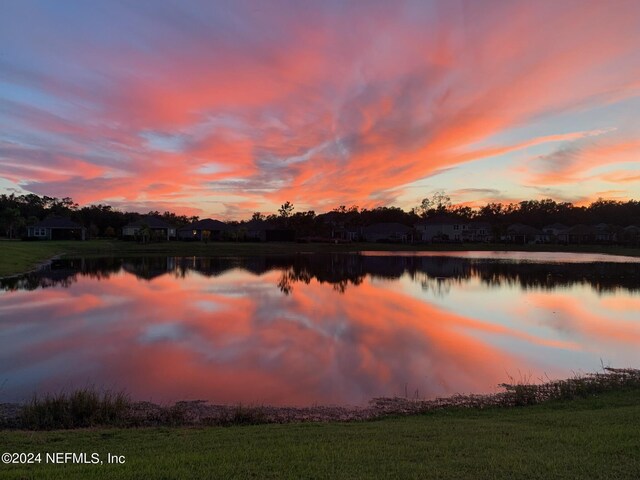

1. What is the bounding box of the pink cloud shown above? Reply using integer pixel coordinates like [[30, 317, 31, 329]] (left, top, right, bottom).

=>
[[1, 1, 640, 215]]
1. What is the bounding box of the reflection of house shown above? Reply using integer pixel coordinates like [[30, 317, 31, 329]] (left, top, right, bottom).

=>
[[415, 216, 468, 242], [122, 216, 176, 241], [122, 257, 176, 280], [178, 218, 230, 241], [362, 223, 413, 243], [27, 216, 86, 240], [506, 224, 543, 244]]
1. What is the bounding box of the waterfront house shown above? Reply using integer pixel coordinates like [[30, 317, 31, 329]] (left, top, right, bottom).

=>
[[362, 223, 413, 243], [27, 216, 86, 240], [557, 224, 597, 244], [122, 216, 176, 241], [542, 223, 568, 242], [506, 224, 543, 244], [177, 218, 230, 241], [463, 222, 493, 242], [415, 215, 468, 242]]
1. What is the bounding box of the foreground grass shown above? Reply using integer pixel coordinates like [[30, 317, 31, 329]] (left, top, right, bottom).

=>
[[1, 389, 639, 479], [1, 238, 639, 278]]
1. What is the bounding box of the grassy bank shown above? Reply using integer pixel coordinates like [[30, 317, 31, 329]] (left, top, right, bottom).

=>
[[1, 238, 639, 278], [1, 388, 639, 479]]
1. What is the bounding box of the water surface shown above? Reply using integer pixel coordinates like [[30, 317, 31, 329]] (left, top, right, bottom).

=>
[[1, 252, 639, 406]]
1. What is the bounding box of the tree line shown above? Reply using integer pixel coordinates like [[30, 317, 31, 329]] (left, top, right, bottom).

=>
[[1, 191, 639, 239]]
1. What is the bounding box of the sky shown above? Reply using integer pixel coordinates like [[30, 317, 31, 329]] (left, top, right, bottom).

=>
[[1, 0, 640, 219]]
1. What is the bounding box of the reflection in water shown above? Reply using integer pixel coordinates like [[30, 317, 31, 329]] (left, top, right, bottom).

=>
[[0, 252, 639, 406], [3, 253, 640, 295]]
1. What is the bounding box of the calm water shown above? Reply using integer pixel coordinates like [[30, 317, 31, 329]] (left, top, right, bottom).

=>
[[1, 252, 639, 406]]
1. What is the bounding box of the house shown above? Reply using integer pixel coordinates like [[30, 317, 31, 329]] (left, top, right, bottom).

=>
[[542, 223, 568, 243], [594, 223, 617, 244], [622, 225, 640, 245], [557, 224, 597, 244], [463, 222, 493, 243], [505, 224, 543, 244], [27, 216, 86, 240], [177, 218, 230, 241], [122, 216, 176, 241], [233, 220, 295, 242], [362, 223, 413, 243], [415, 215, 468, 242]]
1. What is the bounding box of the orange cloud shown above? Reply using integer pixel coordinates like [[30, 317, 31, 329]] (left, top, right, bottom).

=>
[[2, 1, 640, 215]]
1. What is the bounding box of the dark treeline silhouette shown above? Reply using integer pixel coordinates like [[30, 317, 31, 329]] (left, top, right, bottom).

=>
[[2, 192, 640, 240], [0, 193, 197, 239], [3, 254, 639, 296]]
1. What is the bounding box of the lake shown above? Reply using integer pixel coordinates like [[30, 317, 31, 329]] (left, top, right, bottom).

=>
[[1, 251, 639, 406]]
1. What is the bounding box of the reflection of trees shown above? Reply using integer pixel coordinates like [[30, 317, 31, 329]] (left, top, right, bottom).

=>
[[0, 258, 122, 291], [416, 274, 454, 297], [277, 271, 295, 295], [2, 254, 640, 296]]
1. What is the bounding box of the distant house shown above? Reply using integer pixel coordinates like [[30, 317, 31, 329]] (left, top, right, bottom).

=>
[[506, 224, 543, 244], [594, 223, 617, 244], [233, 220, 295, 242], [622, 225, 640, 245], [415, 215, 468, 242], [316, 212, 362, 241], [27, 216, 86, 240], [557, 224, 597, 244], [463, 222, 493, 243], [362, 223, 413, 243], [122, 216, 176, 241], [177, 218, 230, 241], [542, 223, 568, 242]]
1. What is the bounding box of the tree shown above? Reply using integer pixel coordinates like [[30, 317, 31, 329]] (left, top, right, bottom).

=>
[[278, 201, 294, 219], [417, 191, 451, 218], [251, 212, 265, 221], [0, 207, 22, 239]]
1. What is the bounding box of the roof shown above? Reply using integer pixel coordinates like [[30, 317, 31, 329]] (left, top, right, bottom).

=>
[[507, 223, 542, 235], [363, 223, 413, 234], [125, 216, 174, 229], [178, 218, 229, 232], [32, 216, 82, 229], [243, 219, 275, 231], [543, 223, 568, 230], [417, 215, 464, 226], [468, 221, 491, 230], [564, 224, 598, 235]]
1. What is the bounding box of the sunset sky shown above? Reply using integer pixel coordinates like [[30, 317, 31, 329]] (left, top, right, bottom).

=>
[[1, 0, 640, 219]]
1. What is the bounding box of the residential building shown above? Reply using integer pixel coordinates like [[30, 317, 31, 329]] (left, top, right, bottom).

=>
[[27, 216, 86, 240], [122, 216, 176, 241]]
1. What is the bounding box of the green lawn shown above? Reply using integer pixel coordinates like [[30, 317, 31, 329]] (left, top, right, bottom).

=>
[[1, 389, 639, 479], [1, 239, 639, 278]]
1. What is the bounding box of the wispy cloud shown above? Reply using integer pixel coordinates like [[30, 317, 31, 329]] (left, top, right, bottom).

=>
[[1, 1, 640, 215]]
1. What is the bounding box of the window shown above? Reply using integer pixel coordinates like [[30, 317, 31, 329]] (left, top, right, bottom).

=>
[[453, 224, 459, 230]]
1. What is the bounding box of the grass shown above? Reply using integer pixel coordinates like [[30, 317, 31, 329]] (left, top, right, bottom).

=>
[[1, 238, 639, 278], [1, 388, 639, 479], [16, 389, 131, 430]]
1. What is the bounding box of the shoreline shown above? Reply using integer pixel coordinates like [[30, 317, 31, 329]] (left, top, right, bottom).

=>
[[1, 239, 639, 279], [2, 368, 638, 430]]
